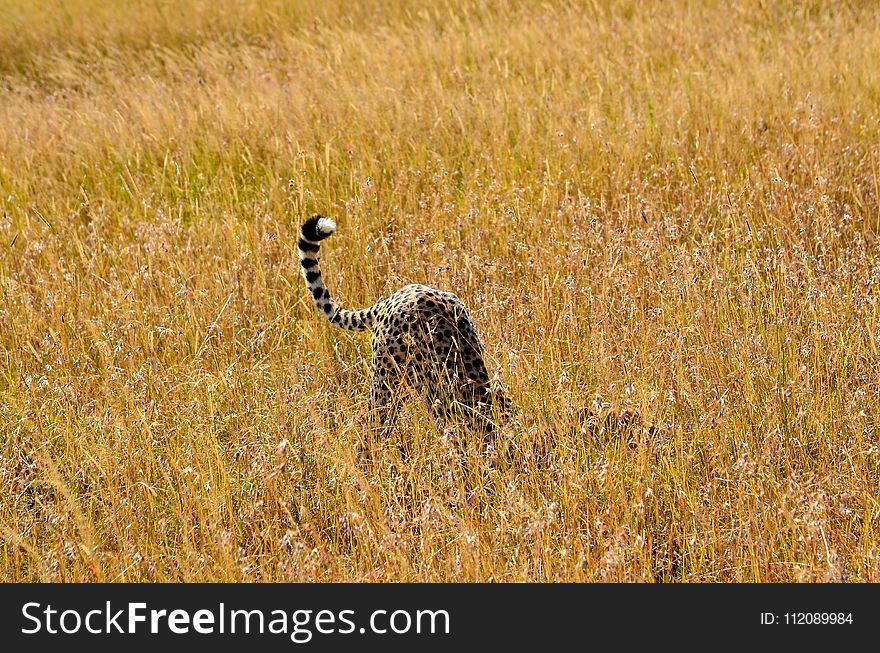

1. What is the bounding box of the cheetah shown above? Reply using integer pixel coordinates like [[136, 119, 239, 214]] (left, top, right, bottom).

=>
[[298, 215, 510, 433]]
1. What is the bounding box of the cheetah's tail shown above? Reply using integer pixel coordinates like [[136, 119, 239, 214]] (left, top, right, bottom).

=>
[[298, 215, 373, 331]]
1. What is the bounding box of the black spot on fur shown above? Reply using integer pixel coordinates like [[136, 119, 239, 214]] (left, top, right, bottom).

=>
[[305, 270, 321, 283], [300, 258, 318, 269], [312, 287, 322, 299], [323, 303, 333, 314]]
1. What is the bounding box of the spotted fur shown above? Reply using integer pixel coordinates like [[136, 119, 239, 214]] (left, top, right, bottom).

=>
[[298, 215, 510, 432]]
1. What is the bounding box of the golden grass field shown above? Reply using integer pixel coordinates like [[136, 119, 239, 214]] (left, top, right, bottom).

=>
[[1, 0, 879, 581]]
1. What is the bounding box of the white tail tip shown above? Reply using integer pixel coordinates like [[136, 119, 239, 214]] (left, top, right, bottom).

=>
[[316, 218, 336, 237]]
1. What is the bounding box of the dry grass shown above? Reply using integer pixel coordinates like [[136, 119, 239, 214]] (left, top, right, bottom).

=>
[[1, 0, 879, 581]]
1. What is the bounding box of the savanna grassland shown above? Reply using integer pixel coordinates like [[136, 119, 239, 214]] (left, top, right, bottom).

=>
[[1, 0, 879, 582]]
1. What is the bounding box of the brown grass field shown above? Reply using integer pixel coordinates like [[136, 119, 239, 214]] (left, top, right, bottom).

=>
[[1, 0, 879, 581]]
